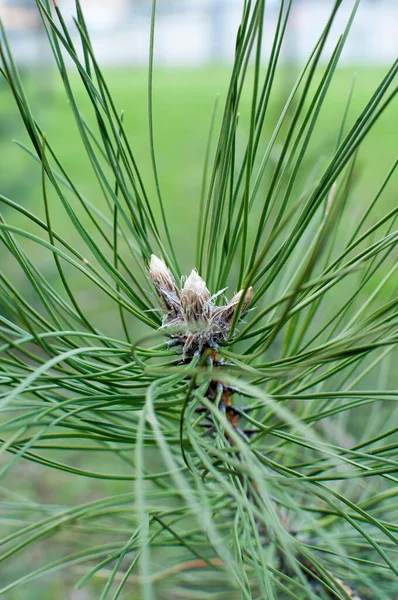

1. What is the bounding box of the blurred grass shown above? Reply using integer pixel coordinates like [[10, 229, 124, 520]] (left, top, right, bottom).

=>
[[1, 65, 396, 262], [0, 65, 397, 599]]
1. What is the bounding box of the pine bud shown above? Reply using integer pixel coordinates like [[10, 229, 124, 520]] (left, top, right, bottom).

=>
[[181, 269, 211, 323], [147, 256, 253, 356], [231, 287, 253, 314], [149, 254, 181, 318], [149, 255, 176, 293], [214, 287, 253, 325]]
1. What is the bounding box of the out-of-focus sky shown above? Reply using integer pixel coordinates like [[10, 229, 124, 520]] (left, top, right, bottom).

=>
[[1, 0, 397, 67]]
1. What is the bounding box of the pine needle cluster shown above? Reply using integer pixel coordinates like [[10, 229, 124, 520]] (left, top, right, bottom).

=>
[[0, 1, 397, 598]]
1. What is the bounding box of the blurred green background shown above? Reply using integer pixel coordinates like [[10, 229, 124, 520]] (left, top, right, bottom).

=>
[[1, 65, 396, 285]]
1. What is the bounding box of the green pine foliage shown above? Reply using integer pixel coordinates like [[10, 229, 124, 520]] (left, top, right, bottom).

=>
[[0, 1, 397, 598]]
